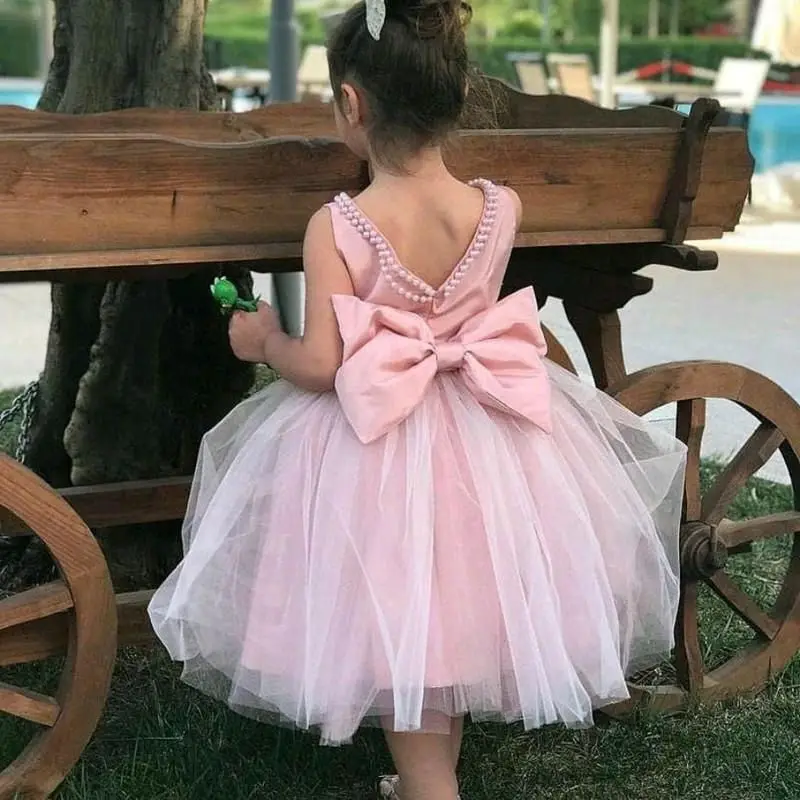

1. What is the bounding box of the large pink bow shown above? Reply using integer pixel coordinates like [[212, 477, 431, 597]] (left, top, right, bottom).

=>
[[332, 288, 552, 444]]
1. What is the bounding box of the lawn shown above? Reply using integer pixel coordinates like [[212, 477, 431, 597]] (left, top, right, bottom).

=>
[[0, 387, 20, 456], [0, 386, 798, 799]]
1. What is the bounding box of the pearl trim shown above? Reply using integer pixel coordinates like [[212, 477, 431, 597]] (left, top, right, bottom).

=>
[[334, 178, 498, 305]]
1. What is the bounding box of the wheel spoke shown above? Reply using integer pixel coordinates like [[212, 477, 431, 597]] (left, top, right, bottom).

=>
[[676, 398, 706, 521], [718, 512, 800, 550], [705, 571, 780, 641], [0, 682, 60, 727], [0, 582, 73, 634], [675, 581, 704, 693], [701, 422, 785, 526]]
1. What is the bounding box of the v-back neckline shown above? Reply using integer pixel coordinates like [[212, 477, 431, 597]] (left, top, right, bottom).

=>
[[334, 178, 499, 303]]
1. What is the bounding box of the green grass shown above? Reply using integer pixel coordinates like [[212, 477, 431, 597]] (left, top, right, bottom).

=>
[[0, 389, 798, 798], [3, 647, 799, 799], [0, 387, 21, 455]]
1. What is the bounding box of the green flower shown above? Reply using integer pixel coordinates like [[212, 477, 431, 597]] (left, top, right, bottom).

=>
[[210, 277, 240, 310]]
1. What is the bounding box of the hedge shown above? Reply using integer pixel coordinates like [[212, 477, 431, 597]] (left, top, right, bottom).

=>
[[471, 37, 764, 84], [0, 14, 39, 78], [206, 34, 765, 85], [2, 9, 766, 88]]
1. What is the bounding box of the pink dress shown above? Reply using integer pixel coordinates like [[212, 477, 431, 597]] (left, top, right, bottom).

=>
[[149, 179, 686, 745]]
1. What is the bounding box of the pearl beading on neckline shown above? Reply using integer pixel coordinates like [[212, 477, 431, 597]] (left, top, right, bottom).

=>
[[334, 178, 498, 304]]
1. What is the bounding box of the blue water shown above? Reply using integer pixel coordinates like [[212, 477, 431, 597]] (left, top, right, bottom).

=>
[[0, 89, 40, 109], [2, 85, 798, 174], [677, 97, 800, 173], [0, 78, 42, 110], [748, 99, 800, 173]]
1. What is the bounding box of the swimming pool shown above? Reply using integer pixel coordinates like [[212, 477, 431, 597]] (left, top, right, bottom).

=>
[[675, 96, 800, 174], [1, 81, 798, 174], [0, 80, 41, 113], [747, 97, 800, 173]]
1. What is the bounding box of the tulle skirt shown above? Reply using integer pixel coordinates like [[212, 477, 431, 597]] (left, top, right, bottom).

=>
[[148, 363, 685, 745]]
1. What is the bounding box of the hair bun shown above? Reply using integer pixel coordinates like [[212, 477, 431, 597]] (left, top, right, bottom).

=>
[[386, 0, 472, 41]]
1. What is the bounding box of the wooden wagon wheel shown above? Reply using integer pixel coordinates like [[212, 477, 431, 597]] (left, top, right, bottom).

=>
[[0, 455, 116, 798], [541, 324, 578, 375], [608, 361, 800, 713]]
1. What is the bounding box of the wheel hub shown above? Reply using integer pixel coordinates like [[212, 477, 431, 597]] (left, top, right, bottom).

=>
[[680, 521, 728, 579]]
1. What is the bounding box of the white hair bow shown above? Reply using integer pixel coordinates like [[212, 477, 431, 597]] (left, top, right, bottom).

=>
[[366, 0, 386, 39]]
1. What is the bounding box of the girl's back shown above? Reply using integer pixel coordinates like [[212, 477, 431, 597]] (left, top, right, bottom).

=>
[[354, 176, 492, 292]]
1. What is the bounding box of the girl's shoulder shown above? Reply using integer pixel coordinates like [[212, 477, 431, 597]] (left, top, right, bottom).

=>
[[499, 185, 522, 230]]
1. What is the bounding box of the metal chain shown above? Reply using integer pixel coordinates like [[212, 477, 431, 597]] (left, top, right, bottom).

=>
[[0, 380, 39, 464]]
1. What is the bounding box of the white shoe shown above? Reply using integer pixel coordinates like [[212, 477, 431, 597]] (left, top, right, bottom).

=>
[[378, 775, 401, 798], [378, 774, 461, 799]]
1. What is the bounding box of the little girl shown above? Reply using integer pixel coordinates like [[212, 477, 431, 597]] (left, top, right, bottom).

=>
[[149, 1, 686, 797]]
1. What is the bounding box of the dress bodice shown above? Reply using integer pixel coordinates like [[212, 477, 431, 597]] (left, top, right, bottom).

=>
[[327, 179, 517, 341]]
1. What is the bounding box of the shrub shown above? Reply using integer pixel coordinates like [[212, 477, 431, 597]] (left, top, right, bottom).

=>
[[0, 14, 39, 77], [205, 31, 765, 85], [471, 37, 766, 85]]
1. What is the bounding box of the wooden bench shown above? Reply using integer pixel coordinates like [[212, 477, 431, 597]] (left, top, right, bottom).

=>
[[0, 91, 747, 282], [4, 80, 794, 800]]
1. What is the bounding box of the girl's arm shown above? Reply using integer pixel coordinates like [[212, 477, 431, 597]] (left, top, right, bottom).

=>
[[260, 207, 354, 391]]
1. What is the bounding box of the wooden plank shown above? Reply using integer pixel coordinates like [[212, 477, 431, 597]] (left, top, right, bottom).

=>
[[0, 77, 687, 140], [0, 476, 192, 535], [0, 101, 337, 140], [0, 682, 60, 726], [60, 477, 191, 529], [467, 77, 687, 130], [0, 134, 362, 260], [0, 250, 304, 283], [0, 610, 66, 668], [115, 590, 158, 649], [0, 128, 751, 274], [0, 582, 73, 632], [0, 226, 729, 283], [0, 590, 155, 667]]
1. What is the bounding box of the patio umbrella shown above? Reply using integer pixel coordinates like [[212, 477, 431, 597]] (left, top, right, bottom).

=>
[[752, 0, 800, 66]]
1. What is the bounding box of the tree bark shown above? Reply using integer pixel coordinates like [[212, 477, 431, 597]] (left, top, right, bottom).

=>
[[12, 0, 254, 590]]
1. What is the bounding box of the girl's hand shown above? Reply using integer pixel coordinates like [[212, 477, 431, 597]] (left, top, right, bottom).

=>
[[239, 208, 352, 391], [228, 301, 283, 363]]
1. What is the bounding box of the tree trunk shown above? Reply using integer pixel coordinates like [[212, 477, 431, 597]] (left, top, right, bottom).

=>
[[648, 0, 660, 38], [11, 0, 254, 590], [669, 0, 680, 37]]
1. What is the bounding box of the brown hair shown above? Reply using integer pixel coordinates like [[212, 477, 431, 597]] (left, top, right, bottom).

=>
[[327, 0, 473, 170]]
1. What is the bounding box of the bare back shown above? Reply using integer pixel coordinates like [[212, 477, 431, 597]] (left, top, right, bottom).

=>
[[352, 178, 489, 291]]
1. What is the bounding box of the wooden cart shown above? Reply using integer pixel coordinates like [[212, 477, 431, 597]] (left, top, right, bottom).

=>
[[0, 81, 797, 798]]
